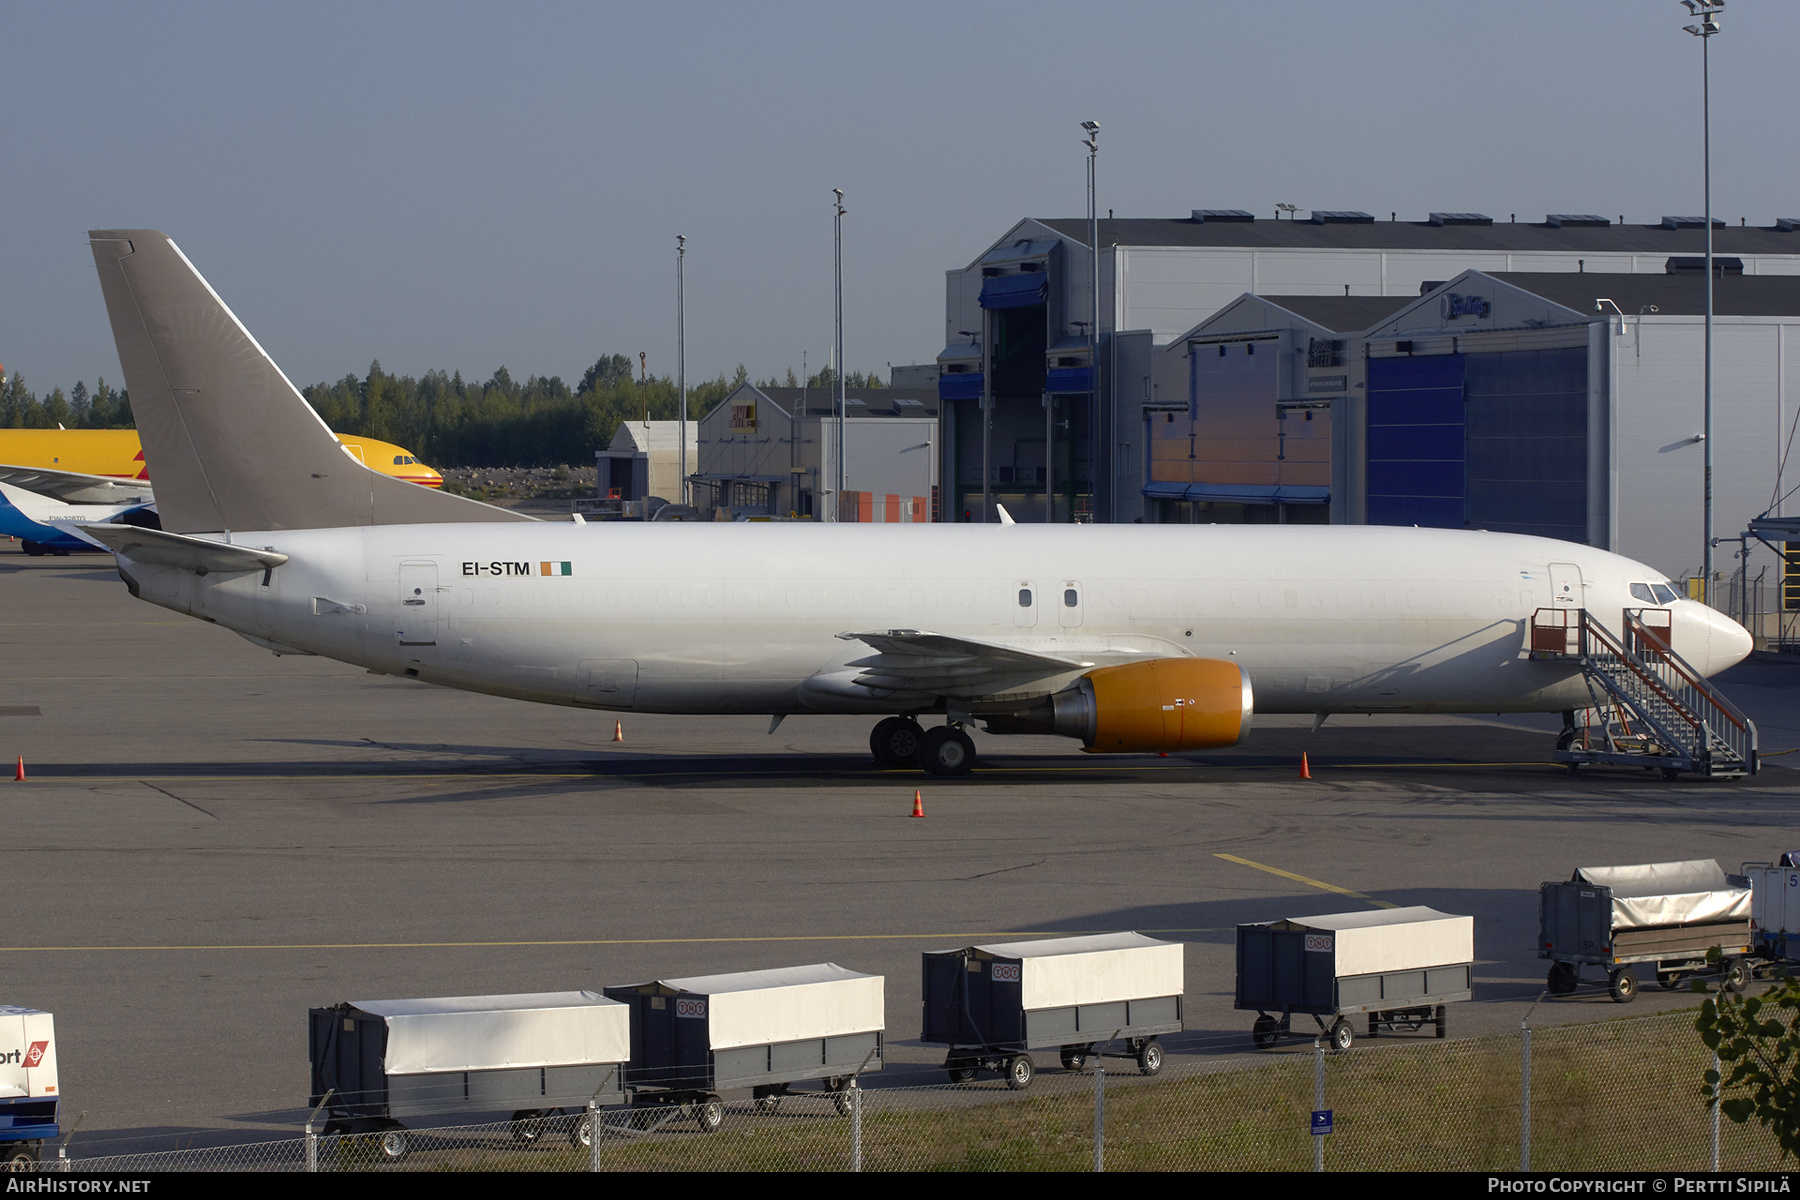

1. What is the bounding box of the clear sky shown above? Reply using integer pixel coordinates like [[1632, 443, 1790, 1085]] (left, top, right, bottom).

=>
[[4, 1, 1793, 396]]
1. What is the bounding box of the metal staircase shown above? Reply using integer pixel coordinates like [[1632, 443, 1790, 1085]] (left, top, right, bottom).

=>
[[1529, 607, 1758, 779]]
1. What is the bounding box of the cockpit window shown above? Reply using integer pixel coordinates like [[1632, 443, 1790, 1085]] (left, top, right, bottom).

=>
[[1630, 583, 1656, 604], [1652, 583, 1679, 605]]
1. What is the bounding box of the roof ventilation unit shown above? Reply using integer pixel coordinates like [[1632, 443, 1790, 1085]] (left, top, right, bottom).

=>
[[1546, 214, 1611, 227], [1191, 209, 1255, 223], [1661, 215, 1727, 230], [1777, 218, 1800, 233], [1428, 212, 1492, 226], [1419, 280, 1447, 296], [1306, 211, 1375, 224]]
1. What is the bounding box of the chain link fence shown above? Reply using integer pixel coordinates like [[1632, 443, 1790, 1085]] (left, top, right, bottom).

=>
[[23, 1009, 1788, 1173]]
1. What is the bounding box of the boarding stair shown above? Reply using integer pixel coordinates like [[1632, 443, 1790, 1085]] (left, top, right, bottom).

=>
[[1528, 607, 1758, 779]]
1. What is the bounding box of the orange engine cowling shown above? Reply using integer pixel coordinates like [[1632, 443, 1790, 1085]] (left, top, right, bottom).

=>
[[1081, 658, 1253, 753]]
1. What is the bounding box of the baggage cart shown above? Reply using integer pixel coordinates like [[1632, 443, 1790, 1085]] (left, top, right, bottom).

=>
[[1744, 854, 1800, 963], [309, 991, 629, 1160], [920, 932, 1183, 1088], [0, 1007, 58, 1168], [603, 963, 883, 1132], [1540, 859, 1754, 1002], [1235, 907, 1474, 1052]]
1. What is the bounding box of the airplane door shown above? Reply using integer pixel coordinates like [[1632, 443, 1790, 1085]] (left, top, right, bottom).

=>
[[397, 560, 439, 647], [1013, 580, 1038, 628], [1058, 580, 1084, 628], [1549, 562, 1583, 608]]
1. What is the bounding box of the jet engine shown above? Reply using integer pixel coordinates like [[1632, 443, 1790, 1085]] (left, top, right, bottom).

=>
[[983, 658, 1253, 753]]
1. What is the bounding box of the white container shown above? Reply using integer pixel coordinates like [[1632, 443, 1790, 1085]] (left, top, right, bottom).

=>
[[0, 1008, 57, 1101], [649, 964, 884, 1052], [348, 992, 631, 1075], [968, 933, 1184, 1011]]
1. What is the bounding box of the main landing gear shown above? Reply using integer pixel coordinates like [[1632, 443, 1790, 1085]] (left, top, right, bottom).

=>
[[870, 717, 976, 777]]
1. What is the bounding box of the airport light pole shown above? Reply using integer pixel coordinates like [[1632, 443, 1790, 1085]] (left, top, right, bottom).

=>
[[834, 189, 847, 523], [1082, 120, 1100, 523], [1683, 0, 1723, 603], [677, 234, 688, 507]]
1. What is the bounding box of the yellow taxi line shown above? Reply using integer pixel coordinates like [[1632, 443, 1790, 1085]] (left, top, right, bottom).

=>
[[1214, 852, 1399, 909]]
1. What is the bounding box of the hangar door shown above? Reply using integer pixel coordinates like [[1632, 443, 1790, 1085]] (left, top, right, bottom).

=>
[[1366, 354, 1466, 529], [1463, 348, 1587, 543], [1367, 349, 1587, 540]]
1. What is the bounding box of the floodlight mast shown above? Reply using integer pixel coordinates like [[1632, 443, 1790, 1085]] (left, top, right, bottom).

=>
[[1082, 120, 1100, 523], [833, 188, 847, 523], [1683, 1, 1723, 604], [677, 235, 688, 507]]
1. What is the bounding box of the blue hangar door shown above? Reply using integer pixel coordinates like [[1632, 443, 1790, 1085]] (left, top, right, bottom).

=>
[[1366, 354, 1466, 529], [1367, 349, 1588, 538]]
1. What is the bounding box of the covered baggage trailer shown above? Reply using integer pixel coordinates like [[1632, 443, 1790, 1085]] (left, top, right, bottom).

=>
[[1744, 854, 1800, 963], [1235, 907, 1474, 1052], [309, 991, 629, 1159], [0, 1007, 58, 1168], [1540, 859, 1754, 1002], [603, 963, 883, 1132], [920, 933, 1183, 1088]]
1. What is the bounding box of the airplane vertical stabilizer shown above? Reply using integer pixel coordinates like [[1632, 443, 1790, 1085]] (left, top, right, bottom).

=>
[[87, 230, 531, 534]]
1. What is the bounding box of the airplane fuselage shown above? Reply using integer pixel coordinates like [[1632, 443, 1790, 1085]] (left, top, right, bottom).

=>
[[110, 521, 1750, 720]]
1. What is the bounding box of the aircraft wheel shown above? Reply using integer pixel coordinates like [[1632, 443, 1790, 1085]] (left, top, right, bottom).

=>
[[919, 726, 975, 776], [870, 716, 924, 767]]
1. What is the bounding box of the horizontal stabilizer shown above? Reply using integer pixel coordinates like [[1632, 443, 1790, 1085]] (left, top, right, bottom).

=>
[[73, 522, 288, 574], [836, 628, 1093, 695], [0, 464, 154, 505]]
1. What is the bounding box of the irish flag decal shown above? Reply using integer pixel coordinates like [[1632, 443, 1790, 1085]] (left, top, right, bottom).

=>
[[540, 561, 572, 576]]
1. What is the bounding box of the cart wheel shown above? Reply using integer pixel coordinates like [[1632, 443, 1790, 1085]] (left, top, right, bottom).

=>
[[1608, 967, 1638, 1004], [1136, 1038, 1164, 1076], [568, 1113, 599, 1149], [831, 1086, 855, 1118], [946, 1058, 977, 1084], [1004, 1054, 1035, 1090], [694, 1096, 724, 1133], [1328, 1018, 1354, 1052], [1723, 958, 1752, 993], [752, 1093, 782, 1115], [1252, 1015, 1281, 1050], [1059, 1046, 1088, 1071], [1662, 767, 1682, 781], [378, 1129, 410, 1162], [1434, 1005, 1448, 1039], [510, 1110, 546, 1144], [1546, 961, 1579, 995], [3, 1146, 37, 1171]]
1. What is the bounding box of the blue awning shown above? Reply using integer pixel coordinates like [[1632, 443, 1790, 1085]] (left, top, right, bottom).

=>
[[980, 272, 1047, 310], [939, 372, 984, 402], [1141, 482, 1330, 505], [1046, 366, 1092, 393]]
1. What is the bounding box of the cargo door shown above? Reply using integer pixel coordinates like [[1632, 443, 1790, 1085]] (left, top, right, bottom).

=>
[[397, 560, 440, 647]]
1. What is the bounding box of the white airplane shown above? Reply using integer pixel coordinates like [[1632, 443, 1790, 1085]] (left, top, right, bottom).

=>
[[0, 479, 155, 555], [74, 230, 1753, 775]]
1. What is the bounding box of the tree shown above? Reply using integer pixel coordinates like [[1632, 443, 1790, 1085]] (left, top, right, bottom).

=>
[[1696, 964, 1800, 1158], [69, 381, 90, 425]]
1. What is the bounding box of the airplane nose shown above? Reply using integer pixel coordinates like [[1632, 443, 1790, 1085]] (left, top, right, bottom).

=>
[[1698, 604, 1753, 676]]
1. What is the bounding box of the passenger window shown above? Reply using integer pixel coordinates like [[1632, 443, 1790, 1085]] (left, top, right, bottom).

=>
[[1630, 583, 1656, 604], [1064, 588, 1078, 608], [1018, 589, 1033, 607], [1652, 583, 1679, 605]]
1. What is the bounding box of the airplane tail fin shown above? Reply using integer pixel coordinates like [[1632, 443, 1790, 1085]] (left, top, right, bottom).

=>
[[87, 231, 531, 534]]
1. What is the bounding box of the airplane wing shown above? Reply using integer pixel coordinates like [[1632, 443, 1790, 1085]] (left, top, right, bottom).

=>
[[72, 523, 288, 574], [0, 463, 154, 505], [835, 629, 1096, 695]]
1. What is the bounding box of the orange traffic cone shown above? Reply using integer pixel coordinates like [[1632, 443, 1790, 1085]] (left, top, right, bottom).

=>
[[910, 790, 924, 818], [611, 721, 623, 743], [1299, 752, 1312, 781], [13, 756, 23, 782]]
